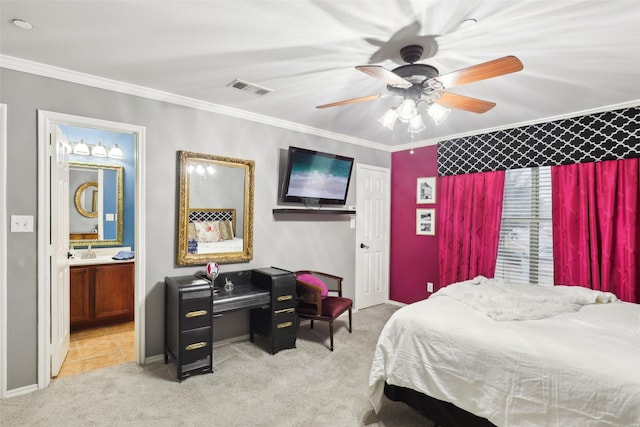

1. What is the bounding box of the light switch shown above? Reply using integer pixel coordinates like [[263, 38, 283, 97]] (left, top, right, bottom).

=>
[[11, 215, 34, 232], [350, 217, 356, 228], [105, 213, 115, 221]]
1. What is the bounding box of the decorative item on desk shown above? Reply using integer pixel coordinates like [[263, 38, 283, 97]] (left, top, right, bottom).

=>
[[206, 262, 220, 280], [224, 277, 234, 292]]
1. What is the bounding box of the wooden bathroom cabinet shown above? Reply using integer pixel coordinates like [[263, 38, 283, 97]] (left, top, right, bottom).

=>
[[70, 262, 134, 329]]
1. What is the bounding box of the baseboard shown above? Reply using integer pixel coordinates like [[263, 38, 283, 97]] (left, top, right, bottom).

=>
[[386, 300, 407, 307], [144, 354, 164, 364], [213, 334, 250, 348]]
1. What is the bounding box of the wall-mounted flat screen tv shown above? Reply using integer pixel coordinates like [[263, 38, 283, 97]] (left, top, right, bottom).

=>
[[281, 146, 355, 205]]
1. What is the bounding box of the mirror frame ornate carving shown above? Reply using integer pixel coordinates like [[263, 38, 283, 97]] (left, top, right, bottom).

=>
[[177, 151, 255, 265], [69, 162, 124, 247]]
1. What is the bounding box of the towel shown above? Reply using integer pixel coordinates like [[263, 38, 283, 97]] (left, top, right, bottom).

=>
[[112, 250, 135, 260]]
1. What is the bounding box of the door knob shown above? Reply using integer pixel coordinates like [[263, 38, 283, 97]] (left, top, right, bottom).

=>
[[360, 243, 369, 249]]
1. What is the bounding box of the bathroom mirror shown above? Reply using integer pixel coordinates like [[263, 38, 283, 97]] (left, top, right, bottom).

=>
[[69, 162, 124, 247], [177, 151, 255, 265], [74, 181, 99, 218]]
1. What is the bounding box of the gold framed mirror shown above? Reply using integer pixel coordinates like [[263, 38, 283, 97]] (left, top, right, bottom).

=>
[[69, 162, 124, 247], [177, 151, 254, 265], [74, 181, 99, 218]]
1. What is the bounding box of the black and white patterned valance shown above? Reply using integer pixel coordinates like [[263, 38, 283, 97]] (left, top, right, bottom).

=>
[[438, 106, 640, 176], [189, 210, 234, 223]]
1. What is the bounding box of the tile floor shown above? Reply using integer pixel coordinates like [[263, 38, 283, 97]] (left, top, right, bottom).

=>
[[55, 321, 135, 379]]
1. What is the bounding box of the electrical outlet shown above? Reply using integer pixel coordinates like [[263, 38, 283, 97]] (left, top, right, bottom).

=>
[[427, 282, 434, 293]]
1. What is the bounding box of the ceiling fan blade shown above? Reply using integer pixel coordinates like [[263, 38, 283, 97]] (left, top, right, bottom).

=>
[[436, 92, 496, 113], [316, 94, 383, 109], [355, 65, 412, 87], [436, 56, 523, 88]]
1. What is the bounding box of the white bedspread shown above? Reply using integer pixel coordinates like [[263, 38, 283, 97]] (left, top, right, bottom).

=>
[[369, 282, 640, 426], [433, 276, 618, 320], [196, 237, 243, 254]]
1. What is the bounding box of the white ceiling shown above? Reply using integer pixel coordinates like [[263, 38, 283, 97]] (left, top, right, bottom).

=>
[[1, 0, 639, 151]]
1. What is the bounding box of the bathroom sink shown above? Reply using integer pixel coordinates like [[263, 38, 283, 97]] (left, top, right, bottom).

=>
[[69, 246, 134, 266]]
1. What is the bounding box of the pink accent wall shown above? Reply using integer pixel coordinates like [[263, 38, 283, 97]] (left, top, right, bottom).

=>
[[390, 145, 440, 304]]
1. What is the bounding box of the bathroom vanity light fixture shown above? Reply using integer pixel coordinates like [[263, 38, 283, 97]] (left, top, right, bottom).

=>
[[72, 139, 90, 155], [72, 140, 126, 159], [108, 144, 124, 159], [91, 141, 108, 157]]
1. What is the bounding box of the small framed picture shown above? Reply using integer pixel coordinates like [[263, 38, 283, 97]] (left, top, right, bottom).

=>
[[416, 208, 435, 236], [417, 177, 436, 204]]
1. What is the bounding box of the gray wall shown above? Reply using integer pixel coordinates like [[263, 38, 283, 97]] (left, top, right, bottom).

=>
[[0, 68, 390, 391]]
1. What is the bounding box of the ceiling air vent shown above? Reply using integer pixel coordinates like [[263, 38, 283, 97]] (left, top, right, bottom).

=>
[[227, 79, 273, 96]]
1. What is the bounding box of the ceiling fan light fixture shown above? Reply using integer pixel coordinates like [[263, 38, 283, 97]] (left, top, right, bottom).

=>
[[428, 103, 451, 126], [397, 99, 418, 122], [408, 114, 426, 134], [194, 164, 206, 177], [378, 108, 399, 130]]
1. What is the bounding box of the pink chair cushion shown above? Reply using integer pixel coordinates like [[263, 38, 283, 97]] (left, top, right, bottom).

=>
[[296, 273, 329, 299]]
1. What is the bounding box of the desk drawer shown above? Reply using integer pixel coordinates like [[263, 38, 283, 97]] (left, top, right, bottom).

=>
[[180, 327, 211, 365], [181, 297, 211, 330], [273, 292, 295, 311], [273, 311, 296, 337]]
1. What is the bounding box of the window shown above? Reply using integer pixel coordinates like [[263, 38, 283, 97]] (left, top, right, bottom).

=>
[[495, 167, 554, 285]]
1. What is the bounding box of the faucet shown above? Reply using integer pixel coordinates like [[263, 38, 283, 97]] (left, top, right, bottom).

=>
[[82, 243, 97, 259]]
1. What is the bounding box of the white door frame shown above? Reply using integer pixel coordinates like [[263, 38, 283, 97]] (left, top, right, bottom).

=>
[[0, 103, 7, 398], [37, 111, 146, 389], [355, 163, 390, 310]]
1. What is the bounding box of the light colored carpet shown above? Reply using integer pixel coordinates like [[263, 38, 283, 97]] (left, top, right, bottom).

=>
[[1, 304, 431, 426]]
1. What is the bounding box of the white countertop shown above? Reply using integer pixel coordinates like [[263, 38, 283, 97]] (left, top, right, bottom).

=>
[[69, 246, 134, 266]]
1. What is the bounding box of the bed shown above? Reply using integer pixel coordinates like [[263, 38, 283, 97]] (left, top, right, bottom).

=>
[[187, 208, 244, 254], [369, 277, 640, 427]]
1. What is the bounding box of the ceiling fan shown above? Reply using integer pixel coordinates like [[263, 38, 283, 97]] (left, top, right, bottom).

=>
[[317, 45, 523, 125]]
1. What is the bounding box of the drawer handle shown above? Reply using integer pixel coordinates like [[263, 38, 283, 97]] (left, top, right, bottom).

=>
[[185, 309, 208, 318], [277, 295, 293, 302], [277, 321, 293, 329], [274, 308, 295, 314], [185, 342, 207, 351]]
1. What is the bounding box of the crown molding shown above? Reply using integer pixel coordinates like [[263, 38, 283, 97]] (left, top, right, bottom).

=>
[[0, 55, 390, 152], [5, 54, 636, 155]]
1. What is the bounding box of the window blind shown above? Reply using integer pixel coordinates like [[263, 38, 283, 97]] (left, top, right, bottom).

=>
[[495, 167, 554, 286]]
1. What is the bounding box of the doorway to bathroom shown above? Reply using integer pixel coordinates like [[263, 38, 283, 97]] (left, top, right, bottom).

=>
[[37, 111, 146, 389]]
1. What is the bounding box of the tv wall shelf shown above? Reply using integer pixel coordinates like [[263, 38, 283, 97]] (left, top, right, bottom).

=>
[[272, 208, 356, 215]]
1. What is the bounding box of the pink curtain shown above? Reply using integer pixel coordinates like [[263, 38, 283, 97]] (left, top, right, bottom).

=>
[[438, 170, 506, 288], [551, 158, 640, 303]]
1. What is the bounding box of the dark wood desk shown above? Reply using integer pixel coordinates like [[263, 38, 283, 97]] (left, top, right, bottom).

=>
[[212, 282, 270, 314], [165, 268, 295, 381]]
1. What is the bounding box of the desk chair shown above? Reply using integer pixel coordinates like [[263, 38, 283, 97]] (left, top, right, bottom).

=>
[[294, 270, 353, 351]]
